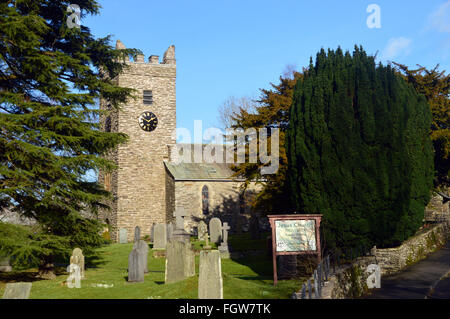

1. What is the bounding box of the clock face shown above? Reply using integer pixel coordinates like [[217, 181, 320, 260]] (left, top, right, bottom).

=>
[[138, 111, 158, 132]]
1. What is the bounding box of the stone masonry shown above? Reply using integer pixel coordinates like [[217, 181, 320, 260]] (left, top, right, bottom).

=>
[[99, 41, 176, 242]]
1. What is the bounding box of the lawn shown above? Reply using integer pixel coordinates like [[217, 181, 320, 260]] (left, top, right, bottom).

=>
[[0, 237, 304, 299]]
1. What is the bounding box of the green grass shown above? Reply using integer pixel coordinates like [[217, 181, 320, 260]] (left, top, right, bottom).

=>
[[0, 242, 303, 299]]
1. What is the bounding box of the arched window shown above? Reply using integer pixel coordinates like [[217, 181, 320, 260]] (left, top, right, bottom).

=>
[[202, 185, 209, 214]]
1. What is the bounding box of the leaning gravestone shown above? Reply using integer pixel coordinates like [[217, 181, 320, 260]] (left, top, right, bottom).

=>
[[165, 240, 195, 284], [2, 282, 32, 299], [119, 228, 127, 243], [0, 256, 12, 272], [198, 250, 223, 299], [209, 217, 222, 244], [198, 220, 208, 241], [70, 248, 85, 279], [128, 247, 145, 282], [153, 223, 167, 249]]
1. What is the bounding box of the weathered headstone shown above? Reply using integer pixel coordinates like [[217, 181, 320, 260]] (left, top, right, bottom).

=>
[[66, 264, 81, 288], [119, 228, 127, 243], [2, 282, 32, 299], [70, 248, 85, 279], [134, 226, 141, 243], [198, 250, 223, 299], [174, 208, 187, 230], [0, 256, 12, 272], [167, 222, 173, 240], [164, 240, 195, 284], [218, 222, 230, 257], [198, 220, 208, 241], [133, 238, 149, 273], [203, 233, 211, 250], [172, 208, 191, 243], [209, 217, 222, 244], [153, 223, 167, 249], [150, 223, 155, 242], [128, 248, 145, 282]]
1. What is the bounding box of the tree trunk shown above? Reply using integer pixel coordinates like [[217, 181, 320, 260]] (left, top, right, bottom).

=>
[[37, 256, 56, 279]]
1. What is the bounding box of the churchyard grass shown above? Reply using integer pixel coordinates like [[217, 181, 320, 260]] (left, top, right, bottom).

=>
[[0, 240, 302, 299]]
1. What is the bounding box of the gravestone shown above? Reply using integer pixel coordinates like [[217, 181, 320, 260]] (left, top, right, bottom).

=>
[[150, 223, 155, 242], [70, 248, 85, 279], [153, 223, 167, 249], [174, 207, 187, 230], [133, 240, 149, 274], [134, 226, 141, 242], [203, 233, 212, 250], [0, 256, 12, 272], [66, 264, 81, 288], [164, 240, 195, 284], [209, 217, 222, 244], [198, 250, 223, 299], [198, 220, 208, 241], [167, 222, 173, 240], [171, 208, 191, 243], [119, 228, 127, 243], [218, 222, 230, 257], [2, 282, 32, 299], [128, 248, 145, 282]]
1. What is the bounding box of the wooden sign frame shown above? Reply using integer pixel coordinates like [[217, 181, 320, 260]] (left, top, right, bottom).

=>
[[268, 214, 322, 286]]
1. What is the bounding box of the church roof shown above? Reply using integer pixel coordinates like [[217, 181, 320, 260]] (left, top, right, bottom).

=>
[[164, 162, 245, 181]]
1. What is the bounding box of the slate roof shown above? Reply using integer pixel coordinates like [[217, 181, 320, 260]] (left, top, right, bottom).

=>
[[164, 162, 244, 181]]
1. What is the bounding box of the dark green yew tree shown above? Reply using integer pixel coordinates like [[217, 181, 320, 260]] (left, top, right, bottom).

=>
[[0, 0, 140, 276], [286, 46, 434, 250]]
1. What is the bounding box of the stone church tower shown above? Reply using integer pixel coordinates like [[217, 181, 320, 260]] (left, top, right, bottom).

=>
[[100, 40, 176, 242]]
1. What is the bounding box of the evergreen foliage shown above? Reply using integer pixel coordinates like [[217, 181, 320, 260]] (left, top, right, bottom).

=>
[[393, 63, 449, 189], [286, 46, 434, 249], [0, 1, 140, 273], [228, 71, 303, 212]]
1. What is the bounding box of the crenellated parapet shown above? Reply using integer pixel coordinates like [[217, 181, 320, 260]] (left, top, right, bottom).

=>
[[115, 40, 175, 66]]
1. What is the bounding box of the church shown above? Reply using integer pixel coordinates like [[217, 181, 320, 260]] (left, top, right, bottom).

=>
[[99, 40, 260, 242]]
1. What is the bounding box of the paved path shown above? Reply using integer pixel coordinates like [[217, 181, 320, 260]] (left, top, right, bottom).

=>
[[364, 241, 450, 299]]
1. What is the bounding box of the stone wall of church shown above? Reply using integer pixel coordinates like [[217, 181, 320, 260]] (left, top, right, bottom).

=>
[[174, 180, 261, 234]]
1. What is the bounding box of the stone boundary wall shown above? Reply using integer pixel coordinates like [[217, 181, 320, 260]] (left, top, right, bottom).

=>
[[294, 220, 449, 299], [372, 222, 449, 275], [326, 221, 449, 298]]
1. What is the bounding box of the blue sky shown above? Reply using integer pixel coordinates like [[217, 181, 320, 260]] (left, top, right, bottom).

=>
[[84, 0, 450, 134]]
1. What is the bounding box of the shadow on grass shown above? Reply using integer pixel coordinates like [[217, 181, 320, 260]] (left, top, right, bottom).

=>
[[0, 271, 46, 283]]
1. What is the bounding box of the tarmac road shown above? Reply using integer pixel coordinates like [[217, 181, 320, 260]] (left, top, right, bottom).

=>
[[364, 241, 450, 299]]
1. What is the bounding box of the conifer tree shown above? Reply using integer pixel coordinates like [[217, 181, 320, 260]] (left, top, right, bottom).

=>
[[225, 70, 303, 212], [286, 46, 434, 249], [393, 63, 449, 189], [0, 0, 140, 276]]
